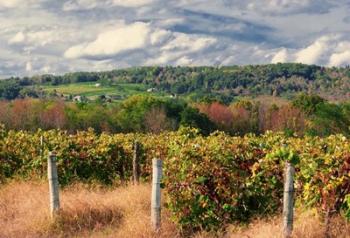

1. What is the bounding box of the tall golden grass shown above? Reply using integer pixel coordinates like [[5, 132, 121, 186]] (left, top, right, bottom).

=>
[[226, 211, 350, 238], [0, 181, 349, 238], [0, 181, 178, 238]]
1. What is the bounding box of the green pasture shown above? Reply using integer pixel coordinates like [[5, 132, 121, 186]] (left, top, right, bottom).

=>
[[40, 82, 161, 99]]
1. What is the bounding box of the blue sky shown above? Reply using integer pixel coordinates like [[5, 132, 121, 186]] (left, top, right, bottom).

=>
[[0, 0, 349, 78]]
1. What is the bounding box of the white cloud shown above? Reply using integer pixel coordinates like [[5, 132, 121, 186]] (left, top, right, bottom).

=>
[[64, 22, 151, 59], [225, 0, 337, 15], [295, 35, 337, 64], [8, 30, 60, 46], [145, 32, 217, 65], [111, 0, 155, 7], [329, 51, 350, 66], [328, 41, 350, 66], [269, 35, 350, 66], [247, 0, 313, 14], [40, 65, 51, 73], [63, 0, 155, 11], [25, 61, 33, 71], [63, 0, 100, 11], [150, 29, 172, 45], [179, 0, 336, 16], [334, 41, 350, 52], [0, 0, 45, 9], [145, 51, 181, 65], [271, 48, 288, 63], [176, 56, 192, 65], [26, 31, 56, 46], [0, 0, 22, 8], [161, 33, 216, 52], [157, 18, 185, 28], [1, 0, 350, 78], [8, 32, 25, 44], [64, 20, 217, 65]]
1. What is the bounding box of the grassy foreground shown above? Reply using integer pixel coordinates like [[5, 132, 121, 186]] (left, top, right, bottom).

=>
[[0, 181, 349, 238]]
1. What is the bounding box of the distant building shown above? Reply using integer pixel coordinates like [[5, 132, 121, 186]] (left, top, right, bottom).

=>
[[73, 95, 82, 102], [147, 88, 157, 92]]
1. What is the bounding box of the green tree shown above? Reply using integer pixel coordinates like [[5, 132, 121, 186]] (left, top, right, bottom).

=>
[[180, 107, 215, 135], [116, 95, 164, 132], [292, 93, 325, 115], [0, 80, 21, 100]]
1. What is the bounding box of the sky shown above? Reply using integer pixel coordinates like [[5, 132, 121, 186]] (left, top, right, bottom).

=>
[[0, 0, 350, 78]]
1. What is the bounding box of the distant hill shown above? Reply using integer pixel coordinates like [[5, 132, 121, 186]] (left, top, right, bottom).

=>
[[1, 63, 350, 101]]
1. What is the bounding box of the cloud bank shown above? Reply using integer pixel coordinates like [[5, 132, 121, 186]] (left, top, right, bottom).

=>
[[0, 0, 349, 77]]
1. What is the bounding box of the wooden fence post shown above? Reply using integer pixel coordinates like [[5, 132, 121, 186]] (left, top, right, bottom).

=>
[[133, 141, 140, 185], [40, 136, 44, 155], [151, 159, 162, 231], [41, 136, 44, 171], [283, 162, 295, 238], [48, 151, 60, 217]]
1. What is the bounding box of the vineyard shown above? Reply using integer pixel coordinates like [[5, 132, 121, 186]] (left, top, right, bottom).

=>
[[0, 124, 349, 232]]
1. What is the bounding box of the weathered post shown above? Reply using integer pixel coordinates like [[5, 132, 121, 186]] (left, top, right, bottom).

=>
[[151, 159, 162, 231], [40, 136, 44, 153], [48, 151, 60, 217], [40, 136, 44, 160], [40, 136, 44, 170], [283, 162, 295, 238], [133, 141, 140, 185]]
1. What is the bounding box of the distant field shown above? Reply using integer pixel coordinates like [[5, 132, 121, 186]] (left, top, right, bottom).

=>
[[36, 83, 291, 104], [39, 82, 162, 99]]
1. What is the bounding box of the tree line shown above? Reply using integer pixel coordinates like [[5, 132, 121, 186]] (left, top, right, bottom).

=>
[[1, 94, 350, 137], [1, 63, 350, 101]]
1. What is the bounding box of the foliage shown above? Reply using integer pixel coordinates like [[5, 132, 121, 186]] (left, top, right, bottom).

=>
[[197, 102, 233, 131], [163, 133, 269, 230], [307, 103, 350, 136], [164, 132, 350, 231], [0, 80, 21, 100], [2, 63, 350, 100], [292, 93, 325, 115], [2, 94, 350, 137], [116, 95, 166, 132], [0, 126, 349, 231], [179, 107, 216, 135], [0, 97, 213, 134]]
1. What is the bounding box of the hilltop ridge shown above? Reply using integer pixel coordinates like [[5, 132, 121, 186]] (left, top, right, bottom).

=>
[[1, 63, 350, 101]]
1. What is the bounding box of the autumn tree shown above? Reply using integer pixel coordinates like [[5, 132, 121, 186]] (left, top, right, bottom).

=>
[[40, 100, 67, 129], [197, 102, 233, 131], [144, 106, 175, 134]]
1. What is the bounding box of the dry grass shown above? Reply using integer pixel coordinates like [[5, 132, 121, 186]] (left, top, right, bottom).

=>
[[226, 210, 350, 238], [0, 180, 50, 237], [0, 181, 349, 238], [0, 181, 178, 238]]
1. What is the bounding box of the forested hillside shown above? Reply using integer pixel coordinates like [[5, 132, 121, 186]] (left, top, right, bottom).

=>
[[1, 63, 350, 101]]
